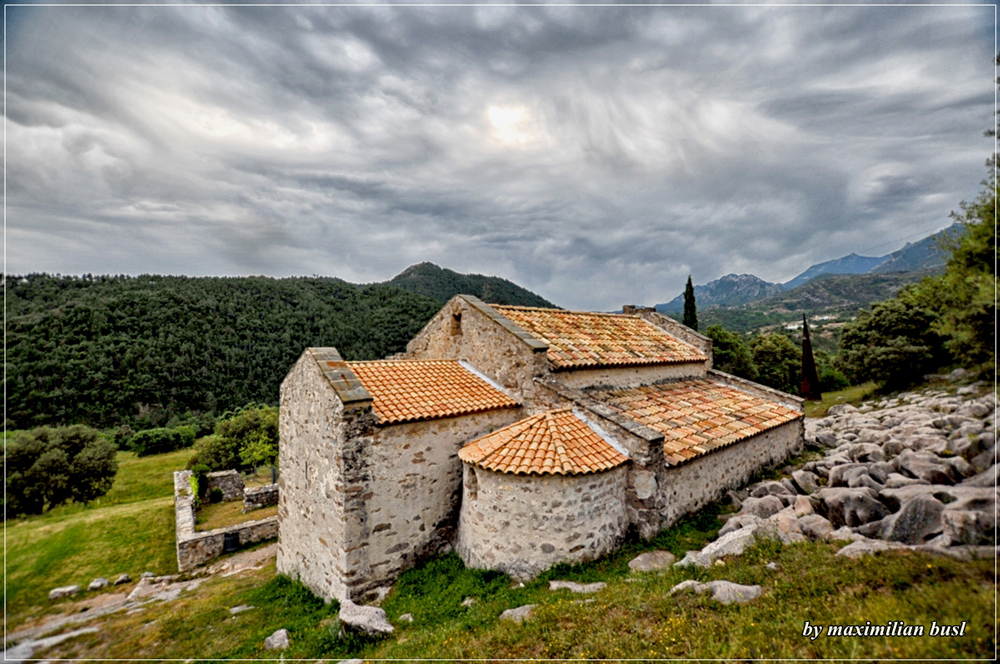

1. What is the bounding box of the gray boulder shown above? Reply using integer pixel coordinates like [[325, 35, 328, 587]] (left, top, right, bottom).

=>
[[867, 462, 895, 484], [850, 441, 887, 461], [894, 450, 960, 485], [814, 432, 838, 447], [816, 487, 890, 528], [942, 508, 996, 545], [961, 464, 999, 487], [741, 495, 784, 519], [88, 577, 110, 591], [627, 550, 676, 572], [338, 599, 395, 636], [549, 581, 606, 594], [829, 463, 869, 488], [668, 579, 762, 605], [883, 473, 930, 489], [264, 628, 289, 651], [750, 481, 792, 498], [835, 538, 906, 558], [791, 470, 820, 495], [848, 473, 884, 492], [718, 514, 763, 538], [798, 514, 835, 540], [113, 573, 131, 586], [499, 604, 536, 624], [48, 585, 80, 600], [882, 495, 946, 544]]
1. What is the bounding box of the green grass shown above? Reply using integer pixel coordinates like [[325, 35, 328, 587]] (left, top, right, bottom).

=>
[[196, 501, 278, 531], [5, 449, 190, 630], [804, 381, 878, 418]]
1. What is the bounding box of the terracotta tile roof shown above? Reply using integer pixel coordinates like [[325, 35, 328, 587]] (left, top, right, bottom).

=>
[[594, 379, 803, 466], [459, 408, 629, 476], [491, 305, 706, 370], [346, 360, 519, 425]]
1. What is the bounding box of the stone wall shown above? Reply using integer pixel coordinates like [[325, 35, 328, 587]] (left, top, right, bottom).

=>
[[243, 484, 279, 512], [551, 361, 706, 390], [277, 347, 522, 602], [173, 470, 278, 572], [277, 350, 359, 602], [655, 420, 805, 529], [405, 295, 551, 405], [456, 464, 629, 580], [206, 470, 244, 502]]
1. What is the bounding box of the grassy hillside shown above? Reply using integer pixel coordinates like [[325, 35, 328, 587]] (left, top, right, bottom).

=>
[[385, 262, 558, 308], [4, 274, 442, 429]]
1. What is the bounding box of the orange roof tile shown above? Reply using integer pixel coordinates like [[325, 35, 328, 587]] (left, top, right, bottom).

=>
[[491, 305, 706, 370], [346, 360, 519, 425], [459, 408, 629, 476], [594, 379, 802, 466]]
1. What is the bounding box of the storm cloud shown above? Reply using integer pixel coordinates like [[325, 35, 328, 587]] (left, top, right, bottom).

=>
[[5, 3, 994, 309]]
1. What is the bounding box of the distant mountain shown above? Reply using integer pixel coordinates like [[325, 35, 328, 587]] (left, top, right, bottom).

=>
[[656, 274, 783, 313], [871, 223, 959, 274], [385, 262, 558, 308], [781, 253, 887, 291]]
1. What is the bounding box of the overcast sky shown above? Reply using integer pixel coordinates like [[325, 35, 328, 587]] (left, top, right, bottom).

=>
[[5, 2, 995, 310]]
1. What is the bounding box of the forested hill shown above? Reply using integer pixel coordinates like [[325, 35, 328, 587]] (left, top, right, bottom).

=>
[[4, 274, 443, 430], [385, 262, 558, 308]]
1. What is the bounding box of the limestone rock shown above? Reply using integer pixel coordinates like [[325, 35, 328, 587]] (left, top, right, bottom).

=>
[[883, 473, 929, 489], [960, 464, 999, 487], [750, 481, 792, 498], [499, 604, 536, 624], [741, 495, 784, 519], [627, 550, 676, 572], [264, 628, 289, 651], [88, 577, 110, 591], [229, 605, 255, 615], [113, 573, 131, 586], [549, 580, 606, 594], [792, 495, 814, 517], [705, 580, 762, 604], [398, 613, 413, 623], [338, 599, 395, 636], [893, 450, 959, 485], [48, 585, 80, 600], [815, 487, 890, 528], [460, 597, 477, 607], [798, 514, 834, 540], [835, 538, 906, 558], [669, 579, 762, 604], [140, 571, 154, 579], [942, 509, 996, 545], [828, 463, 869, 488], [882, 495, 945, 544], [673, 550, 710, 568], [698, 524, 760, 561], [791, 470, 820, 495], [718, 514, 763, 538]]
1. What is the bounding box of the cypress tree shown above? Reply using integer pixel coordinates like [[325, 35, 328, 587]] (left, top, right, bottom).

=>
[[682, 275, 698, 331]]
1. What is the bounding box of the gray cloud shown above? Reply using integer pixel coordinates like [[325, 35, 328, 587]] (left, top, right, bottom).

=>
[[5, 3, 994, 309]]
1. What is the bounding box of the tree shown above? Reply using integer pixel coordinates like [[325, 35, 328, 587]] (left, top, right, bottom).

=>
[[682, 276, 698, 331], [751, 333, 801, 394], [5, 425, 118, 516], [836, 287, 949, 390], [193, 404, 279, 471], [705, 324, 758, 380]]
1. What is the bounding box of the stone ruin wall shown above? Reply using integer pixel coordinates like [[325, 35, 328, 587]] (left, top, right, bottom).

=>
[[655, 419, 805, 530], [205, 470, 244, 501], [456, 464, 629, 580], [243, 484, 279, 512], [405, 296, 552, 408], [173, 470, 278, 572]]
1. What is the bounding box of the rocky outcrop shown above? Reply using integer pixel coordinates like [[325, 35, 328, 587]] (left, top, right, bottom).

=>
[[681, 383, 996, 562], [338, 599, 395, 637]]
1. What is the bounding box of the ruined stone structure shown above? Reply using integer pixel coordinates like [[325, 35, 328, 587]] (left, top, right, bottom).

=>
[[278, 295, 804, 601]]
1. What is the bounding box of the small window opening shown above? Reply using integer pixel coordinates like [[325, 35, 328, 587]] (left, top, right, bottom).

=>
[[466, 466, 478, 501], [451, 312, 463, 336]]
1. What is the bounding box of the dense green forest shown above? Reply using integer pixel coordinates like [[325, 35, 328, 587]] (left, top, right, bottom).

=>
[[4, 275, 444, 430], [384, 262, 557, 308]]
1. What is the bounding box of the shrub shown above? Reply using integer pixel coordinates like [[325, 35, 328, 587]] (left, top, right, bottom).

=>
[[209, 487, 224, 504], [128, 426, 196, 457], [5, 425, 118, 516], [112, 424, 135, 450], [751, 333, 802, 394], [208, 404, 280, 471], [705, 324, 758, 380]]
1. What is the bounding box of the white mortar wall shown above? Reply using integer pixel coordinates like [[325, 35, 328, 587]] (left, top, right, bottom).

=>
[[277, 353, 351, 601], [656, 419, 805, 529], [456, 464, 629, 580]]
